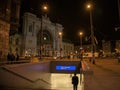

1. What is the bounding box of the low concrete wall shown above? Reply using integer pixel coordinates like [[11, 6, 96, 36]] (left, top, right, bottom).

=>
[[0, 62, 51, 89]]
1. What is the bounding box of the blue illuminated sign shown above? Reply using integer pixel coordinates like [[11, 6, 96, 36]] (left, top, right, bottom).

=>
[[56, 66, 76, 71]]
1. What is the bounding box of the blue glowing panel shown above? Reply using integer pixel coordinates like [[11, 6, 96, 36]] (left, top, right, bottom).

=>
[[56, 66, 76, 71]]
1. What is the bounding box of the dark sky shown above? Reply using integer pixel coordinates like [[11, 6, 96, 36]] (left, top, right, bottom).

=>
[[20, 0, 120, 44]]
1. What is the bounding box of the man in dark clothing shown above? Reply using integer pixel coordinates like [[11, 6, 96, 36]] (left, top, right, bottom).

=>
[[7, 53, 11, 61], [16, 53, 19, 61], [72, 73, 79, 90]]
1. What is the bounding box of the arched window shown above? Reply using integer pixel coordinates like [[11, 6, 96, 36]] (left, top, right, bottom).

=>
[[29, 24, 32, 32], [15, 38, 19, 45], [16, 48, 18, 52]]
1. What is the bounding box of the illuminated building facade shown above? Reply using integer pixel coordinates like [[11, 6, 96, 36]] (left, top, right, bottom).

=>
[[9, 12, 74, 58], [0, 0, 20, 60], [22, 12, 63, 57]]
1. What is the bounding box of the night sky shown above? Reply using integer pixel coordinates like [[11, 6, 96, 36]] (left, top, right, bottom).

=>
[[20, 0, 120, 44]]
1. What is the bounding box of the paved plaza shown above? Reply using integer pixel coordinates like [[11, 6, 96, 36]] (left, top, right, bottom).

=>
[[84, 58, 120, 90], [0, 58, 120, 90]]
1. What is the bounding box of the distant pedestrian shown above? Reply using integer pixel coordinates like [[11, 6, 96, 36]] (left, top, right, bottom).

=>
[[16, 53, 19, 61], [7, 53, 11, 61], [11, 53, 15, 61], [80, 53, 83, 61], [72, 73, 79, 90]]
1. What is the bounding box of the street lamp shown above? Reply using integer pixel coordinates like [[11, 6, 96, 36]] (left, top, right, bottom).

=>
[[79, 32, 83, 61], [79, 32, 83, 49], [87, 3, 95, 64], [59, 32, 62, 59], [43, 5, 48, 11], [40, 4, 48, 59]]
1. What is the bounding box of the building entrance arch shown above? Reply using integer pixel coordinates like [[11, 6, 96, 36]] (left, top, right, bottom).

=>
[[37, 29, 53, 57]]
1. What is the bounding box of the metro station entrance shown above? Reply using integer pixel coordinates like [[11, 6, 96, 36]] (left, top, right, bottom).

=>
[[50, 61, 84, 90], [51, 73, 84, 90], [0, 60, 85, 90]]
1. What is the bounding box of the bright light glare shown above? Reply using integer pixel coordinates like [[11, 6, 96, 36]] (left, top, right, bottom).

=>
[[80, 32, 83, 36], [43, 6, 47, 10], [87, 4, 91, 8], [59, 32, 62, 36]]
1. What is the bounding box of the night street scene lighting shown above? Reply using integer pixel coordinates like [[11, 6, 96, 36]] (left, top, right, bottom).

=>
[[79, 31, 83, 61], [40, 4, 48, 59], [86, 2, 95, 64], [0, 0, 120, 90], [59, 32, 62, 59]]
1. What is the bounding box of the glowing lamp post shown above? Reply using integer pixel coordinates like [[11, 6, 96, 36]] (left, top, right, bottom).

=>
[[79, 32, 83, 61], [59, 32, 62, 59], [87, 3, 95, 64], [40, 4, 48, 59], [79, 32, 83, 49]]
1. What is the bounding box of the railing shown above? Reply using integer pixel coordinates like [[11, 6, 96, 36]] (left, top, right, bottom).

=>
[[0, 60, 31, 66]]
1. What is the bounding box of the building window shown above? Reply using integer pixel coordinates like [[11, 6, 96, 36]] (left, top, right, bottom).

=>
[[16, 48, 18, 52], [9, 47, 12, 53], [0, 35, 3, 42], [0, 24, 2, 29], [29, 24, 32, 32], [15, 38, 19, 45], [64, 45, 65, 50], [0, 35, 2, 42], [0, 0, 6, 15], [28, 40, 32, 43], [9, 38, 12, 44]]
